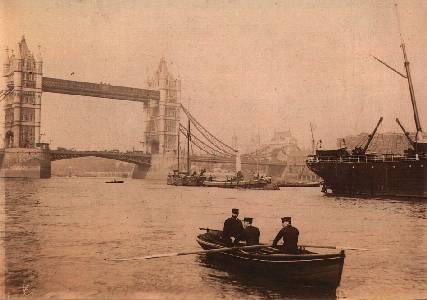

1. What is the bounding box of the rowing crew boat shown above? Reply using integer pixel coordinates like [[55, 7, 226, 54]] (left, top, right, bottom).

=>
[[196, 230, 345, 289]]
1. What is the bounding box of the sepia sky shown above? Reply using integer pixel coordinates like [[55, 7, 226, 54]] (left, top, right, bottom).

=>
[[1, 0, 427, 151]]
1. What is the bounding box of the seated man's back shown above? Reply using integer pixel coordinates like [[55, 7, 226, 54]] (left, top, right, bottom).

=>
[[235, 217, 260, 246], [272, 217, 299, 254], [243, 225, 260, 245]]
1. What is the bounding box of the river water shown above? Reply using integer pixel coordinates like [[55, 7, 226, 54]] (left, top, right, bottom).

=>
[[0, 177, 426, 299]]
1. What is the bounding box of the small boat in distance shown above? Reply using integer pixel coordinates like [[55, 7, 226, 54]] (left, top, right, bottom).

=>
[[105, 179, 124, 183], [196, 229, 345, 289]]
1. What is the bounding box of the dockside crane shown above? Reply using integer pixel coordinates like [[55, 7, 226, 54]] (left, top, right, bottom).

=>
[[395, 118, 416, 149], [352, 117, 383, 155]]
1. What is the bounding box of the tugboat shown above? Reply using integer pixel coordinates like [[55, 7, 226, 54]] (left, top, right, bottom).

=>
[[203, 170, 279, 190], [167, 169, 207, 186], [167, 118, 207, 186], [307, 6, 427, 198]]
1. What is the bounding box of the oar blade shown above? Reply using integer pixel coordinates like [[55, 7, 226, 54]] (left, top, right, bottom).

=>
[[337, 246, 370, 251], [143, 253, 180, 259], [106, 252, 179, 261]]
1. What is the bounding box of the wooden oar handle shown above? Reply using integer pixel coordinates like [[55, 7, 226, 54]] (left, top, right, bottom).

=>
[[199, 228, 221, 232]]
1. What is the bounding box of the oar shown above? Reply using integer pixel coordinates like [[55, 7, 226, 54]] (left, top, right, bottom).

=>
[[198, 227, 221, 232], [105, 244, 269, 262], [197, 228, 373, 251], [300, 244, 370, 251]]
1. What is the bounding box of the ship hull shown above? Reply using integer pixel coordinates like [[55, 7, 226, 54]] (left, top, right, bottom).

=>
[[307, 158, 427, 198]]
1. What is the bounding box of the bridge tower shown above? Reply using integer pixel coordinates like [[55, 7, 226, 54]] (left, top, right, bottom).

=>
[[1, 37, 49, 178], [3, 36, 42, 149], [145, 58, 181, 154]]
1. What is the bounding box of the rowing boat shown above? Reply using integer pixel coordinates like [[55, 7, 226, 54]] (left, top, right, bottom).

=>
[[196, 230, 345, 289]]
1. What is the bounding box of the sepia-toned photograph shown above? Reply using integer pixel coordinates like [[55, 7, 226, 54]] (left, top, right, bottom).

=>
[[0, 0, 426, 299]]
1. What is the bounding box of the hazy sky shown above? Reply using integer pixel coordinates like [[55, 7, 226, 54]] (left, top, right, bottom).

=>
[[2, 0, 427, 151]]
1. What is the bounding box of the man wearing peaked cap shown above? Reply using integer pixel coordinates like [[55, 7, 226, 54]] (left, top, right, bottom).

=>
[[235, 217, 260, 246], [222, 208, 244, 246], [272, 217, 299, 254]]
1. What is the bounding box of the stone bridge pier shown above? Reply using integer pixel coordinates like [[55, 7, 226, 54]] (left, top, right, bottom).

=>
[[0, 148, 51, 178], [132, 153, 176, 179]]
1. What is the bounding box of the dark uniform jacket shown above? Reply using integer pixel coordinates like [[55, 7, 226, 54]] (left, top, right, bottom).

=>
[[222, 217, 244, 245], [272, 225, 299, 254], [239, 225, 260, 246]]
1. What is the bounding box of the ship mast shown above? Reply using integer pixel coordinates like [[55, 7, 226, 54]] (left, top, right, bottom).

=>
[[187, 116, 191, 175], [177, 127, 180, 172], [372, 4, 424, 150], [310, 122, 315, 154], [395, 4, 423, 142], [186, 98, 191, 175]]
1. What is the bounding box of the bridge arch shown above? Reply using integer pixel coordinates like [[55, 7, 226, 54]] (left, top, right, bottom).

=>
[[49, 150, 151, 166]]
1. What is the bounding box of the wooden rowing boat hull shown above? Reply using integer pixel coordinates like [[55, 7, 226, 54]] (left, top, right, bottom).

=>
[[196, 232, 345, 289]]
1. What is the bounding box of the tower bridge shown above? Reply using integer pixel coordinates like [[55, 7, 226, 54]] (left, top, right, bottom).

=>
[[1, 36, 182, 178], [1, 36, 286, 179]]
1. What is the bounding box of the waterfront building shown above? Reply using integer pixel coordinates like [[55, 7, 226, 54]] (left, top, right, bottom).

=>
[[249, 130, 319, 182], [337, 132, 427, 155]]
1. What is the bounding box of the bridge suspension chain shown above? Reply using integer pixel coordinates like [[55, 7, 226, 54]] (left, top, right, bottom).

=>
[[181, 116, 235, 156], [178, 126, 218, 156], [179, 124, 233, 157], [180, 104, 237, 155], [179, 104, 273, 161], [187, 121, 235, 156], [244, 144, 271, 159]]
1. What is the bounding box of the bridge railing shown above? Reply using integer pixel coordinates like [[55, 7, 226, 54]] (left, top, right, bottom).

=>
[[307, 153, 426, 163]]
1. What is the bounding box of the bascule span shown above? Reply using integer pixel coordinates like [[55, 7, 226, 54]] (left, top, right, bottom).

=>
[[0, 148, 154, 179]]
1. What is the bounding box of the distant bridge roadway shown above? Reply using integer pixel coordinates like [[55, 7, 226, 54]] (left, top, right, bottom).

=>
[[190, 155, 287, 167], [49, 150, 151, 165], [48, 150, 287, 167]]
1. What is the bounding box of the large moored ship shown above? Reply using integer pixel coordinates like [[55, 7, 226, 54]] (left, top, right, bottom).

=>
[[306, 6, 427, 198]]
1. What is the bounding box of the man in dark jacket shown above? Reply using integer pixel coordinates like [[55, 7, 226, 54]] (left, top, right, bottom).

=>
[[222, 208, 244, 246], [272, 217, 299, 254], [236, 217, 260, 246]]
